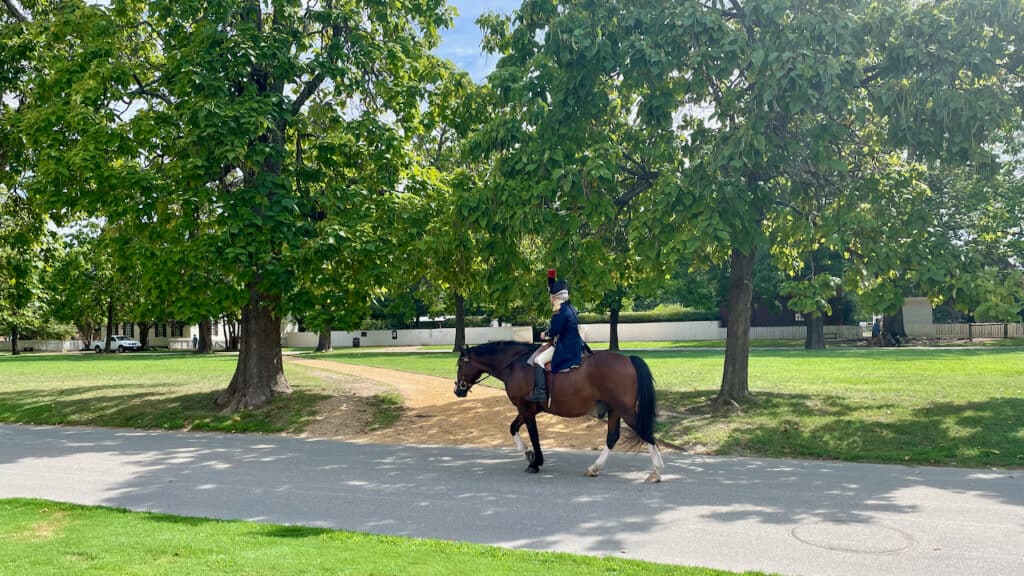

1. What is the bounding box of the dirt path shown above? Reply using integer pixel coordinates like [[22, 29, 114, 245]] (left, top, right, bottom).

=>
[[286, 357, 612, 450]]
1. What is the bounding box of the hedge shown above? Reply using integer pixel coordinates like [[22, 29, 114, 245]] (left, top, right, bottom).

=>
[[577, 309, 718, 324]]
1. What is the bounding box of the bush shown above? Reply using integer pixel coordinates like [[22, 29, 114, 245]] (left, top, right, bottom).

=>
[[577, 309, 718, 324], [438, 316, 494, 328]]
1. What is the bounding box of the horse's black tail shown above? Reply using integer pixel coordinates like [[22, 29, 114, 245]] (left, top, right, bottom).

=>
[[629, 355, 657, 445]]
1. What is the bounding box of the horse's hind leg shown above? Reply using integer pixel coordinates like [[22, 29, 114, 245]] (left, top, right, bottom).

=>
[[645, 442, 665, 483], [524, 414, 544, 473], [509, 415, 531, 464], [586, 412, 620, 477]]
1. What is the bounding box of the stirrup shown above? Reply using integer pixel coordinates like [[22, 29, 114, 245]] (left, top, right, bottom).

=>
[[526, 388, 548, 403]]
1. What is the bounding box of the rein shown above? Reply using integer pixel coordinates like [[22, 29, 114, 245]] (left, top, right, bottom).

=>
[[475, 353, 526, 383], [463, 346, 535, 387]]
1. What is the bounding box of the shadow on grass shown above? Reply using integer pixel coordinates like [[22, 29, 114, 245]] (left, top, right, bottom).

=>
[[659, 390, 1024, 468], [259, 525, 333, 539], [141, 514, 336, 538], [0, 386, 332, 434]]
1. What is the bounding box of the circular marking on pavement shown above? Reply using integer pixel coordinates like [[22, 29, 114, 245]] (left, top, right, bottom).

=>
[[791, 522, 914, 554]]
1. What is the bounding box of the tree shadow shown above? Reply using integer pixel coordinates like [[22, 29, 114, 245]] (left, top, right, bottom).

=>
[[659, 390, 1024, 468], [1, 423, 1021, 574], [0, 386, 331, 433]]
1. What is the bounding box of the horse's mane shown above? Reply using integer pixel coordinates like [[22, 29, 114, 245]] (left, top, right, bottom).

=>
[[469, 340, 538, 362]]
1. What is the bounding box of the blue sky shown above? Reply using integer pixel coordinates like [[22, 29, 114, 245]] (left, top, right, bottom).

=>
[[437, 0, 521, 82]]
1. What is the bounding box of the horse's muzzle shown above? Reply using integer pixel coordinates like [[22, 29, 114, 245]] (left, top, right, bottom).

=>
[[454, 380, 470, 397]]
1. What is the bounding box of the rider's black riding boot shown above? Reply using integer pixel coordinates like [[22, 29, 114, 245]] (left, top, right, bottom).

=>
[[527, 364, 548, 403]]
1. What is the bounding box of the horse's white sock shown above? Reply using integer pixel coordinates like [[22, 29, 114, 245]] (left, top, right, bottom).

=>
[[590, 446, 611, 473]]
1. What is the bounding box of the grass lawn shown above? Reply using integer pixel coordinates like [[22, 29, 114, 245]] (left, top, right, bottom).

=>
[[0, 499, 765, 576], [306, 346, 1024, 468], [0, 353, 333, 434], [4, 347, 1022, 468]]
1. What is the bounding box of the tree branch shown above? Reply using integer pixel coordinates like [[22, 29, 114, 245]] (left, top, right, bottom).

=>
[[614, 172, 659, 207], [2, 0, 30, 22], [130, 72, 173, 106], [291, 1, 346, 116]]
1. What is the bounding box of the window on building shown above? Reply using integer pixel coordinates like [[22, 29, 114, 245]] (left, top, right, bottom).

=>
[[171, 322, 184, 337], [155, 323, 167, 338], [211, 322, 219, 336], [123, 323, 134, 338]]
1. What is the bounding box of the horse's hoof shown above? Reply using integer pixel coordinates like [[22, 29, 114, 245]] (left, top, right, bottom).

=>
[[584, 467, 599, 477], [644, 472, 662, 483], [525, 465, 540, 474]]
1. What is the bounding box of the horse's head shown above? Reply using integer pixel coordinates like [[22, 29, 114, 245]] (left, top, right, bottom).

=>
[[454, 345, 485, 397]]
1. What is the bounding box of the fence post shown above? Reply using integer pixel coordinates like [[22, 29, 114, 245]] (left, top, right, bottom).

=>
[[968, 323, 973, 342], [1005, 323, 1009, 339]]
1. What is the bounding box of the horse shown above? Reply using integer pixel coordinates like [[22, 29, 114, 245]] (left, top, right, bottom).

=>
[[454, 341, 665, 483]]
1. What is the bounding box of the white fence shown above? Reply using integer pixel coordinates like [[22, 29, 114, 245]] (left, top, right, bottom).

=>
[[915, 323, 1024, 340], [5, 322, 1021, 353], [0, 339, 84, 352], [579, 322, 864, 343], [284, 323, 872, 348], [167, 338, 229, 351]]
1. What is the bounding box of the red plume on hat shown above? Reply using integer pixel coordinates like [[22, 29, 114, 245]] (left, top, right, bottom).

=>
[[547, 268, 556, 291]]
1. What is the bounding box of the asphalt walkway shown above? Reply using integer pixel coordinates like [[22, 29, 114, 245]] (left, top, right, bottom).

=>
[[1, 424, 1020, 576]]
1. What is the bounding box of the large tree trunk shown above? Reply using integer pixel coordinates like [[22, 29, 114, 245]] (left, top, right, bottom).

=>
[[217, 285, 290, 411], [138, 321, 151, 350], [10, 324, 19, 356], [197, 318, 214, 353], [609, 305, 621, 352], [715, 247, 755, 409], [453, 292, 466, 352], [883, 307, 906, 346], [104, 299, 115, 352], [316, 325, 333, 352], [805, 314, 825, 350]]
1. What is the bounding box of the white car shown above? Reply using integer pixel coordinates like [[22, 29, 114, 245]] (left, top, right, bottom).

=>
[[94, 335, 143, 353]]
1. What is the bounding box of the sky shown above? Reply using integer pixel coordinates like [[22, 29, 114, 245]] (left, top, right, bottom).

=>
[[436, 0, 521, 82]]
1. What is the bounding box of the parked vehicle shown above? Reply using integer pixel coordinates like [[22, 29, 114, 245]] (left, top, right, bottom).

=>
[[94, 335, 143, 353]]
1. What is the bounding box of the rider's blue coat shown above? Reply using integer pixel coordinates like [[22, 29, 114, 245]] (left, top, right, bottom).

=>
[[548, 301, 583, 372]]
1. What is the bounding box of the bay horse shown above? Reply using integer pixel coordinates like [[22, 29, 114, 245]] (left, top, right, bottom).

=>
[[454, 341, 665, 482]]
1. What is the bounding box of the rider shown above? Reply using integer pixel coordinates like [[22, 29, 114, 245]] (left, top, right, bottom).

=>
[[527, 269, 584, 403]]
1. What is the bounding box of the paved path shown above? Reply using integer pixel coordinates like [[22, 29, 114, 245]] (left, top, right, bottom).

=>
[[1, 424, 1021, 576]]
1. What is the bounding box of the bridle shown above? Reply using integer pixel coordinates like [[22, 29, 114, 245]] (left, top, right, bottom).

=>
[[455, 348, 530, 395]]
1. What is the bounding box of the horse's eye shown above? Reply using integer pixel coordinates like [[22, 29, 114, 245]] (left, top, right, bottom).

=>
[[461, 356, 469, 363]]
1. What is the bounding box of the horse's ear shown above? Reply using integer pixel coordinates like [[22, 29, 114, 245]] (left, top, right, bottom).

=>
[[458, 344, 468, 354]]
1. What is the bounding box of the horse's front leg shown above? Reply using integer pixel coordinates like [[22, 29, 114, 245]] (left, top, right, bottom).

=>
[[508, 415, 531, 464], [523, 412, 544, 473]]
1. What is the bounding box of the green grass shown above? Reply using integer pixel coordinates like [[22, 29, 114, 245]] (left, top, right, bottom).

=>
[[0, 353, 332, 434], [4, 347, 1023, 468], [367, 392, 404, 431], [307, 346, 1024, 468], [0, 499, 765, 576], [588, 340, 806, 349]]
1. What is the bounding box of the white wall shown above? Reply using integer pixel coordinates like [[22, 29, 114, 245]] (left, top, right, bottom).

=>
[[0, 340, 82, 352], [283, 322, 875, 348]]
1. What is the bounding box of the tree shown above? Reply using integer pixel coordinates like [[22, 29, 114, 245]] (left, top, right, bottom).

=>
[[472, 0, 1022, 408], [45, 228, 112, 350], [0, 187, 51, 354], [11, 0, 451, 410], [473, 2, 702, 342], [401, 62, 492, 351]]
